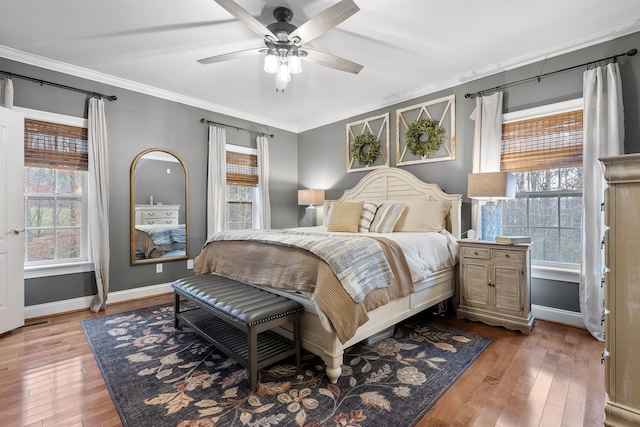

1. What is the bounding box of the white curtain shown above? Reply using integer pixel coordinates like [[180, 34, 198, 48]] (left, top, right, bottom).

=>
[[207, 125, 227, 238], [0, 76, 14, 108], [470, 92, 504, 237], [88, 97, 110, 312], [255, 135, 271, 229], [581, 62, 624, 341]]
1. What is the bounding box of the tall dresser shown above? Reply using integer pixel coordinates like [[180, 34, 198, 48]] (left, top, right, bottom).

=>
[[601, 153, 640, 427]]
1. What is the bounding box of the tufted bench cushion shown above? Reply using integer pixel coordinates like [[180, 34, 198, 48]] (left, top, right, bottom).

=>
[[172, 274, 303, 388]]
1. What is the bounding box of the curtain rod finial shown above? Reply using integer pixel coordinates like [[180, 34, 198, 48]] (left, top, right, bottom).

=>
[[627, 48, 638, 57]]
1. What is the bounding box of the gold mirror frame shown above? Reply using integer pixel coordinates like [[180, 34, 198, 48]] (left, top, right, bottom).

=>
[[130, 148, 189, 265]]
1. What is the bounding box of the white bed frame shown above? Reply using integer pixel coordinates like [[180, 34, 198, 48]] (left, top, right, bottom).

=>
[[273, 168, 462, 383]]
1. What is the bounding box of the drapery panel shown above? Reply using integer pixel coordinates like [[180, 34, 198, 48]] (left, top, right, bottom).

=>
[[256, 135, 271, 229], [581, 63, 624, 341], [207, 125, 227, 238], [88, 97, 110, 312], [470, 92, 503, 238], [0, 76, 13, 108]]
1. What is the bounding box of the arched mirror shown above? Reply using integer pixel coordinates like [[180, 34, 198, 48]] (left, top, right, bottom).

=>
[[130, 149, 189, 265]]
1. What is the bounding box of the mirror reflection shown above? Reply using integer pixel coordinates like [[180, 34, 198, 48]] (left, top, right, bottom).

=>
[[130, 149, 188, 265]]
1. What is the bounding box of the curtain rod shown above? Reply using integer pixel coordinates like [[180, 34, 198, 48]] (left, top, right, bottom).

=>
[[0, 69, 117, 101], [200, 118, 274, 138], [465, 48, 637, 99]]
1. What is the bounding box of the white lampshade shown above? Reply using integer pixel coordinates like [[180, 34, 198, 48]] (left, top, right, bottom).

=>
[[298, 189, 325, 206], [467, 172, 516, 200], [276, 63, 291, 83], [289, 54, 302, 74], [264, 51, 278, 73]]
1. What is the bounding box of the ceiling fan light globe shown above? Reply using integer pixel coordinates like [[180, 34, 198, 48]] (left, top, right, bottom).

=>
[[276, 63, 291, 83], [264, 53, 278, 73], [289, 55, 302, 74], [275, 74, 288, 92]]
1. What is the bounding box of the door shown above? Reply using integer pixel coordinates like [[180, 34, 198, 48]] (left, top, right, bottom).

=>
[[0, 107, 24, 334]]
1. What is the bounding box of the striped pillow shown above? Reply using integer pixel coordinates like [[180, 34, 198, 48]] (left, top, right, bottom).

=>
[[369, 203, 406, 233], [358, 202, 380, 232]]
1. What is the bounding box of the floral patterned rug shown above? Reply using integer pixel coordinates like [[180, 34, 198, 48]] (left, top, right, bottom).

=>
[[82, 304, 491, 427]]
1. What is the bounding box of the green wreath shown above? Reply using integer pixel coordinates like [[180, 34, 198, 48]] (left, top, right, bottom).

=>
[[405, 117, 445, 157], [351, 132, 380, 166]]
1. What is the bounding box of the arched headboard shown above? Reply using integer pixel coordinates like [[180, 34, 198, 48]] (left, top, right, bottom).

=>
[[326, 168, 462, 238]]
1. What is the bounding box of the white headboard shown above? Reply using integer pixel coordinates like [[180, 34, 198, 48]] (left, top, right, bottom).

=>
[[325, 168, 462, 238]]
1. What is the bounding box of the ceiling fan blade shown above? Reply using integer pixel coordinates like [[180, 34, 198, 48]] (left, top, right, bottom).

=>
[[303, 48, 363, 74], [214, 0, 278, 40], [198, 48, 265, 65], [289, 0, 359, 44]]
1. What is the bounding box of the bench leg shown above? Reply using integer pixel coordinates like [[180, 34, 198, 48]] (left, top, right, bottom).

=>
[[248, 327, 258, 389], [294, 312, 302, 367], [173, 292, 181, 329]]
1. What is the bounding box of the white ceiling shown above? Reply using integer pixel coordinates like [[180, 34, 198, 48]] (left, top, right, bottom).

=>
[[1, 0, 639, 133]]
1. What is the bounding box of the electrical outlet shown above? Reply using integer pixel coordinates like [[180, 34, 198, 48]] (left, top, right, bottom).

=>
[[187, 259, 194, 269], [156, 263, 163, 273]]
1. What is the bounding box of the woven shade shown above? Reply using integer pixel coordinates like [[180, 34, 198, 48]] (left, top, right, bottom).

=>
[[24, 119, 88, 171], [501, 109, 583, 172], [226, 151, 258, 187]]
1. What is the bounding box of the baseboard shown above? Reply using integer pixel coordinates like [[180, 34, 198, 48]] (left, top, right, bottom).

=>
[[24, 283, 174, 320], [532, 304, 585, 328]]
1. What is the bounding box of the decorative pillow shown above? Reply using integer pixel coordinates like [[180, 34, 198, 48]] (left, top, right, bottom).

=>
[[369, 203, 406, 233], [393, 199, 451, 232], [358, 202, 380, 233], [326, 201, 364, 233], [323, 202, 334, 226]]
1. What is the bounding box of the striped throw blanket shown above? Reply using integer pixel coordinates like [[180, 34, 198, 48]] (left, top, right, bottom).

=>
[[205, 229, 394, 303]]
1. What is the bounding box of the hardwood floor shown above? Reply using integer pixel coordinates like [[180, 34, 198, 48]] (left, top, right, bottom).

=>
[[0, 295, 605, 427]]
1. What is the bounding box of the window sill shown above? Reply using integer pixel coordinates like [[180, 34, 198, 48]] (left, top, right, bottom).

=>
[[531, 264, 579, 283], [24, 261, 94, 279]]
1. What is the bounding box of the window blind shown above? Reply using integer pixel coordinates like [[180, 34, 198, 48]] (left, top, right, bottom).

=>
[[226, 151, 258, 187], [24, 119, 88, 171], [501, 109, 583, 172]]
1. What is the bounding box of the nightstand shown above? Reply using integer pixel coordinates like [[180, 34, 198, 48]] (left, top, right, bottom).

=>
[[457, 239, 533, 334]]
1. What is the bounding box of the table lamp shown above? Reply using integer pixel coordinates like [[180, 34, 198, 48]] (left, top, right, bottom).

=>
[[467, 172, 516, 241], [298, 189, 325, 227]]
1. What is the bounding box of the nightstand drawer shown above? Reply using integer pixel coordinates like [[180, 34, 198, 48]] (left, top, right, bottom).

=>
[[461, 247, 490, 260], [493, 250, 523, 263]]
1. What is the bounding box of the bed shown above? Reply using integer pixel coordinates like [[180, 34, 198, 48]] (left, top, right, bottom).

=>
[[135, 224, 186, 259], [193, 168, 461, 383]]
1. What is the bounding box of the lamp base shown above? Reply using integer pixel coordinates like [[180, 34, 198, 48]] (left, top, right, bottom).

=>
[[305, 205, 318, 227], [481, 201, 502, 242]]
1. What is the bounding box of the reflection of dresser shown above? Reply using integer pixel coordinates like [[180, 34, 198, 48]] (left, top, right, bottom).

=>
[[601, 154, 640, 426], [135, 205, 180, 225]]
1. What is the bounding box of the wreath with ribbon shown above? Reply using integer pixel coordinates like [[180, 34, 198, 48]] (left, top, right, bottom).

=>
[[351, 132, 380, 166], [405, 117, 445, 157]]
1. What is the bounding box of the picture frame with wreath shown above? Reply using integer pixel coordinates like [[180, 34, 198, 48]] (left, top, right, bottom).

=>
[[396, 94, 456, 166], [346, 112, 390, 172]]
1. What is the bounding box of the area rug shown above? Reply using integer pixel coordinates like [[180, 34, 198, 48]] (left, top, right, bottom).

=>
[[82, 304, 491, 427]]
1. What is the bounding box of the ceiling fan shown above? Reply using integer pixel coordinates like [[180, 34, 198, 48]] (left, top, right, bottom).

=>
[[198, 0, 363, 91]]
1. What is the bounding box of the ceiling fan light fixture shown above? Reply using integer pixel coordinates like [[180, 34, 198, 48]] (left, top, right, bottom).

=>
[[264, 51, 278, 73], [275, 74, 288, 92], [288, 53, 302, 74], [276, 62, 291, 83]]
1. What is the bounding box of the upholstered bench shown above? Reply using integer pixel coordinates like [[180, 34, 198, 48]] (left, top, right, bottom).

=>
[[172, 275, 304, 388]]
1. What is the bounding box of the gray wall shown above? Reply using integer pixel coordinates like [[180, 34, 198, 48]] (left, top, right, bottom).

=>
[[298, 31, 640, 313], [0, 58, 299, 306]]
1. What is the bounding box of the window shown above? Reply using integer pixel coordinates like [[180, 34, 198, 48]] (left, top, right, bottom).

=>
[[19, 108, 92, 278], [499, 99, 583, 272], [226, 146, 258, 230]]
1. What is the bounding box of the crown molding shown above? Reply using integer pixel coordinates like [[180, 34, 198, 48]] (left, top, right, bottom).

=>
[[0, 45, 295, 133]]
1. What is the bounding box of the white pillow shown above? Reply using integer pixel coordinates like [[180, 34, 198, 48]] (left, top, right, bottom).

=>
[[358, 201, 381, 232]]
